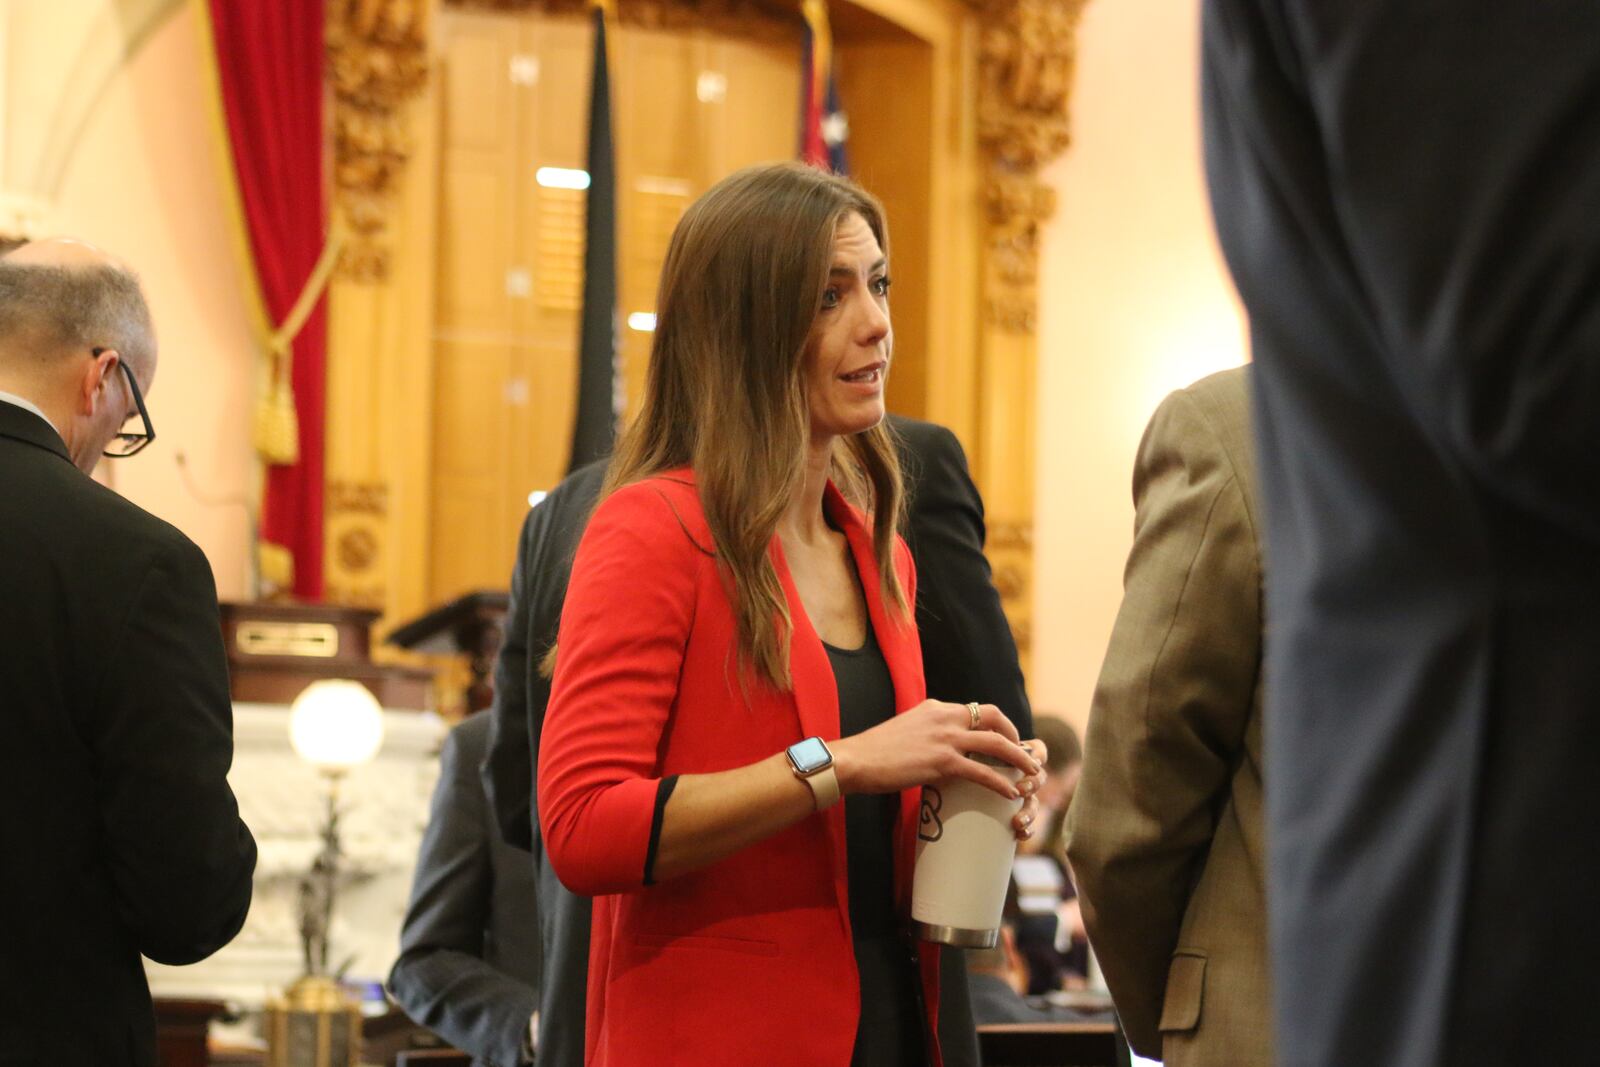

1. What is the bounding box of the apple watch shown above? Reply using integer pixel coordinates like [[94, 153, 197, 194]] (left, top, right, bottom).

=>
[[785, 736, 841, 811]]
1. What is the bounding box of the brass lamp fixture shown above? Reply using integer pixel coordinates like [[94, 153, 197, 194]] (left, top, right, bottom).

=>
[[266, 680, 386, 1067]]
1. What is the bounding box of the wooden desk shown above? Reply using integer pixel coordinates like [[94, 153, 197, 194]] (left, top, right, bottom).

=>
[[395, 1052, 471, 1067], [220, 601, 432, 708], [977, 1021, 1124, 1067]]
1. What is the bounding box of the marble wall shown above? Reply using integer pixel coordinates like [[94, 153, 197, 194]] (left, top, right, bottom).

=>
[[144, 704, 447, 1007]]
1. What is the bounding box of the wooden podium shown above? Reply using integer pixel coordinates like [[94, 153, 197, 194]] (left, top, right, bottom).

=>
[[219, 601, 433, 710], [385, 591, 511, 714]]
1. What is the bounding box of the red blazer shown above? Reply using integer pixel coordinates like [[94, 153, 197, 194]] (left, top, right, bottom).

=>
[[539, 470, 943, 1067]]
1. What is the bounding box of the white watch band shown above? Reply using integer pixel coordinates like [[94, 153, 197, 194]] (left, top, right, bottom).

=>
[[801, 763, 842, 811]]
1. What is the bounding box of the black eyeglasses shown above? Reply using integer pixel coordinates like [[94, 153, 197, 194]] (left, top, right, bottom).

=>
[[94, 348, 155, 458]]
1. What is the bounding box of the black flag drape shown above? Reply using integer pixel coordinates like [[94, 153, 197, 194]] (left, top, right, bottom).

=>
[[568, 1, 619, 472]]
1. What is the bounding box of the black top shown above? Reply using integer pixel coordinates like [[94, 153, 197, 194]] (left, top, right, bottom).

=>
[[825, 626, 927, 1067]]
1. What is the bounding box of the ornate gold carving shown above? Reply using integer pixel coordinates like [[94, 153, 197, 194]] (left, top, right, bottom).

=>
[[337, 527, 381, 572], [1008, 616, 1031, 655], [991, 562, 1027, 602], [988, 520, 1034, 655], [327, 0, 433, 282], [327, 479, 391, 516], [446, 0, 793, 40], [960, 0, 1081, 660], [323, 579, 389, 611], [966, 0, 1087, 171], [326, 480, 389, 606], [965, 0, 1089, 336], [988, 521, 1034, 552], [984, 180, 1043, 332]]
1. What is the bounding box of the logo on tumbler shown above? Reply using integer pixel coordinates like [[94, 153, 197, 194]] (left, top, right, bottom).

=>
[[918, 786, 944, 842]]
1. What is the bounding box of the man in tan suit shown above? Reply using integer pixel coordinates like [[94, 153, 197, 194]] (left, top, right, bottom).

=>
[[1066, 365, 1268, 1066]]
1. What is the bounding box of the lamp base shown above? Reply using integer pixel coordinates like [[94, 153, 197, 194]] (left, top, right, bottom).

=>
[[265, 976, 363, 1067]]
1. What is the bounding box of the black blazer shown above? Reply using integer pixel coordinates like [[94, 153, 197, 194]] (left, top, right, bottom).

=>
[[0, 402, 257, 1067], [480, 414, 1031, 1067], [390, 712, 541, 1067], [1203, 4, 1600, 1065]]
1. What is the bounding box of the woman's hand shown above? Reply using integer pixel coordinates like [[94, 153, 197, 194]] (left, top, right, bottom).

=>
[[1012, 736, 1050, 842], [831, 700, 1043, 817]]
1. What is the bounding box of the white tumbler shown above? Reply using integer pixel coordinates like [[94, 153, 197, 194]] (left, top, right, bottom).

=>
[[910, 754, 1024, 948]]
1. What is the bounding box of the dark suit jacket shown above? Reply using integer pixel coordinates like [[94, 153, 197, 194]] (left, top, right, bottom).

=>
[[0, 402, 257, 1067], [390, 712, 541, 1067], [1203, 4, 1600, 1065], [482, 415, 1029, 1067], [1067, 368, 1268, 1067]]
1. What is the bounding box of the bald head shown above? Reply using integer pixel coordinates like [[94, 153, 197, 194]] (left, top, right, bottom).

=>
[[0, 238, 157, 381], [6, 237, 120, 270]]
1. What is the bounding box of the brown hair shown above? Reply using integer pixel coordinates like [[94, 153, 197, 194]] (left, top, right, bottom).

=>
[[602, 162, 906, 691]]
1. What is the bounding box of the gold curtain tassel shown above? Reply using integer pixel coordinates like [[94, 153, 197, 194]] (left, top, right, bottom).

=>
[[258, 540, 295, 595], [254, 357, 301, 466]]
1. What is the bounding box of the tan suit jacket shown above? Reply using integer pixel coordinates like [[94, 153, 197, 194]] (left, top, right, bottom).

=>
[[1066, 366, 1269, 1066]]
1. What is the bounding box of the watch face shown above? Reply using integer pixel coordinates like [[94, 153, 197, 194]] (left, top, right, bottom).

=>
[[788, 736, 832, 775]]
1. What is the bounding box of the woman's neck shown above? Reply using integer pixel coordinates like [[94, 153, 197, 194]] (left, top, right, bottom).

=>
[[780, 435, 836, 546]]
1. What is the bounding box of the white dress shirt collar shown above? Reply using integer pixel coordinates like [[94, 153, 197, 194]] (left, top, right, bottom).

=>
[[0, 390, 64, 441]]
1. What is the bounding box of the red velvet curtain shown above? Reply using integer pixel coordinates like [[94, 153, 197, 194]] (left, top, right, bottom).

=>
[[204, 0, 328, 599]]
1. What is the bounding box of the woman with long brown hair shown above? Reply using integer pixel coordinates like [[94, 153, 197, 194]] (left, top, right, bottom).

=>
[[537, 162, 1045, 1067]]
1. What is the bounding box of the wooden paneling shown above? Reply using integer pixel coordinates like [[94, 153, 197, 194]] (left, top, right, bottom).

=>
[[431, 12, 535, 604], [838, 37, 936, 422], [429, 8, 802, 605], [331, 0, 1077, 683]]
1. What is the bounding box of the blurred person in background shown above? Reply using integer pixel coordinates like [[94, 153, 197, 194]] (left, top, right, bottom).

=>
[[1011, 714, 1088, 993]]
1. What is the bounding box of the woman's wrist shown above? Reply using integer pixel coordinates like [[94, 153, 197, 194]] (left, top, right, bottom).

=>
[[829, 735, 859, 796]]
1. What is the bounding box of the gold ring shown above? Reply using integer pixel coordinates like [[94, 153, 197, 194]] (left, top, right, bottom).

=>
[[966, 702, 982, 729]]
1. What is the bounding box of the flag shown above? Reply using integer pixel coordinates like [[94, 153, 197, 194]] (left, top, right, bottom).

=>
[[800, 0, 849, 174], [569, 0, 620, 472]]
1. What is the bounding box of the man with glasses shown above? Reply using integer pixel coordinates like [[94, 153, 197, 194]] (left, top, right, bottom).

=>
[[0, 238, 257, 1067]]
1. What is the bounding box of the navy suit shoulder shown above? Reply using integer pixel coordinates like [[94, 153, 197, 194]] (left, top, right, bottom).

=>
[[392, 712, 539, 1067], [483, 460, 607, 854], [1204, 4, 1600, 1065]]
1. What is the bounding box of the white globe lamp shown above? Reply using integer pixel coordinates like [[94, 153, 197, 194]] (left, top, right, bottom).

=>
[[288, 679, 385, 773]]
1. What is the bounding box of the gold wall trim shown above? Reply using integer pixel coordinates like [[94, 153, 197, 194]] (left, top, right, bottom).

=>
[[961, 0, 1090, 662], [446, 0, 795, 40], [966, 0, 1089, 335]]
